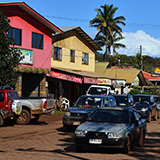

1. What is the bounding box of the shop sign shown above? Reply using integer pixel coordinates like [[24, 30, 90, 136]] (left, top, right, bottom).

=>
[[111, 80, 126, 87], [98, 78, 111, 85], [84, 77, 98, 84], [47, 71, 83, 83], [20, 49, 33, 64], [116, 80, 126, 87]]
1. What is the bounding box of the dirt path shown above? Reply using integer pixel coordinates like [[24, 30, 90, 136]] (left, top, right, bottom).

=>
[[0, 114, 159, 160]]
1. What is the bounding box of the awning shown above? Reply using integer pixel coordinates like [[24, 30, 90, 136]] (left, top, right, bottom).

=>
[[47, 67, 113, 84]]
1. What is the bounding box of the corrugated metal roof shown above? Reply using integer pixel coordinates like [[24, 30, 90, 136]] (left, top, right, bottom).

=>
[[95, 62, 109, 74], [143, 71, 160, 81], [103, 68, 141, 84]]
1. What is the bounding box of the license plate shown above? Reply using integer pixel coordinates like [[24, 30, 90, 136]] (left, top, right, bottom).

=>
[[73, 121, 81, 125], [89, 139, 102, 144]]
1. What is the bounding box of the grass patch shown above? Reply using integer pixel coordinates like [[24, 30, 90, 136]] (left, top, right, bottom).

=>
[[54, 110, 64, 115]]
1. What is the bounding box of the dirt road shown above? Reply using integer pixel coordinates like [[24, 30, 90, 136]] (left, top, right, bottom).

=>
[[0, 115, 159, 160]]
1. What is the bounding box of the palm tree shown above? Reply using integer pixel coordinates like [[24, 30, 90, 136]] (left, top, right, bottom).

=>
[[90, 4, 125, 61], [94, 31, 126, 58]]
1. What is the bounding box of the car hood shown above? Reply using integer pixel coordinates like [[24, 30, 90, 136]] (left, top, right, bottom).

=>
[[66, 107, 96, 114], [77, 121, 128, 132]]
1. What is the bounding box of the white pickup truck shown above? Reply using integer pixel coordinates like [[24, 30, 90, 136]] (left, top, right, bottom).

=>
[[17, 97, 55, 125]]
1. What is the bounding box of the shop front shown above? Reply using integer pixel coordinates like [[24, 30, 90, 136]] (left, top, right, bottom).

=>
[[46, 68, 104, 105]]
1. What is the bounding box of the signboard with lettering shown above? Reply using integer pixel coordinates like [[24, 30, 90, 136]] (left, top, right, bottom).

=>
[[98, 78, 111, 85], [84, 77, 98, 84], [20, 49, 33, 64], [47, 71, 83, 83]]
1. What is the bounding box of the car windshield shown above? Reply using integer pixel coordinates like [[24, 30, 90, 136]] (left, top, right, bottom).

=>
[[88, 87, 107, 95], [114, 96, 128, 106], [74, 96, 102, 108], [88, 109, 129, 123], [8, 92, 19, 100], [133, 96, 150, 105]]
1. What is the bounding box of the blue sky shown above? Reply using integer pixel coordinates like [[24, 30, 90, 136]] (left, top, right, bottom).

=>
[[2, 0, 160, 57]]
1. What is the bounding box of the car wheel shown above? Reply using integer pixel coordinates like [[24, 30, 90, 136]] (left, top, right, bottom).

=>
[[75, 145, 83, 152], [0, 114, 4, 127], [138, 131, 145, 147], [147, 112, 152, 123], [17, 109, 31, 125], [122, 136, 131, 154], [153, 111, 158, 121]]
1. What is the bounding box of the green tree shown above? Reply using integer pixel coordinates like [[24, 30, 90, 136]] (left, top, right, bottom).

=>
[[90, 4, 125, 61], [0, 11, 23, 86]]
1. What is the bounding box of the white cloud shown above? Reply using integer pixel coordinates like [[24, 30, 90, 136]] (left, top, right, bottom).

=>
[[117, 30, 160, 57]]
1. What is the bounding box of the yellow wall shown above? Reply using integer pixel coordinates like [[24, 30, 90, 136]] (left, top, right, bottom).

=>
[[51, 34, 95, 72]]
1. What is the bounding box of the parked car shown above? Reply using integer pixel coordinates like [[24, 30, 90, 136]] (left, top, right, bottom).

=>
[[63, 95, 117, 130], [86, 85, 111, 95], [113, 94, 135, 108], [17, 97, 55, 125], [153, 95, 160, 119], [74, 107, 147, 154], [133, 94, 157, 122], [0, 86, 22, 126]]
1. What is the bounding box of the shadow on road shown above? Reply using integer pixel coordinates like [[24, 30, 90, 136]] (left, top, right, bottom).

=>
[[17, 148, 89, 160]]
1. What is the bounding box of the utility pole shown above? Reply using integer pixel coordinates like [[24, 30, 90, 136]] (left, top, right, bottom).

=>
[[140, 45, 143, 71]]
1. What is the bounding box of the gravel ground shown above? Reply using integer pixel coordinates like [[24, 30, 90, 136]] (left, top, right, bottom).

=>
[[0, 114, 159, 160]]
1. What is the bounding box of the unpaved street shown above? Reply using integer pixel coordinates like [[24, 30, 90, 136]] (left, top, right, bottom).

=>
[[0, 115, 159, 160]]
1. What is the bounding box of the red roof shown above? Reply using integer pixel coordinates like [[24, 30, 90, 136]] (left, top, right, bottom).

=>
[[143, 71, 160, 81], [0, 2, 63, 34]]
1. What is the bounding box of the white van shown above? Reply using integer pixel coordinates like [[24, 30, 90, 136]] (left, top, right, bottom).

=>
[[86, 85, 111, 95]]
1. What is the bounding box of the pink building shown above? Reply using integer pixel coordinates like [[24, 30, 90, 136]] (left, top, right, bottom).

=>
[[0, 2, 63, 97]]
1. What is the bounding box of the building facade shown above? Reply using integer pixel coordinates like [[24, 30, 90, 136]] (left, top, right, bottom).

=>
[[0, 2, 63, 97]]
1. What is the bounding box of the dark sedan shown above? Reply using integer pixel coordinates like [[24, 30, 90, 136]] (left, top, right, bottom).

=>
[[133, 94, 157, 122], [113, 94, 134, 107], [63, 95, 117, 130], [74, 107, 147, 154]]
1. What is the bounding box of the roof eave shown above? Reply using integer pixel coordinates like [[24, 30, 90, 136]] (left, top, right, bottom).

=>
[[0, 2, 63, 34]]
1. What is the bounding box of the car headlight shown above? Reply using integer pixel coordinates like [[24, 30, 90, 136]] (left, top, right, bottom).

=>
[[108, 132, 122, 139], [141, 108, 148, 112], [64, 111, 71, 117], [75, 130, 87, 137]]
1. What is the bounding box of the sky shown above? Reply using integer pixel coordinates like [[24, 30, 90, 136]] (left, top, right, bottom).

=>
[[2, 0, 160, 57]]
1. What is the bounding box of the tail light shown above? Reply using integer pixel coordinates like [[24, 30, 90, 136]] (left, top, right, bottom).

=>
[[43, 101, 47, 109]]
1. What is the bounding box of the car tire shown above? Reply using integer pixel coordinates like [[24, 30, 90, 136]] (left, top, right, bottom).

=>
[[17, 109, 31, 125], [0, 114, 4, 127], [75, 145, 83, 152], [138, 131, 145, 147], [122, 136, 131, 154], [147, 112, 152, 123]]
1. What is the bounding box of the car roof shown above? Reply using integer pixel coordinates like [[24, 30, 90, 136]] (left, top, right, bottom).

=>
[[133, 94, 151, 97], [80, 94, 114, 98], [97, 106, 133, 111], [113, 94, 127, 97]]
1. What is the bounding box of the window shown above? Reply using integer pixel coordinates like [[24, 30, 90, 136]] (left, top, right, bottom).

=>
[[53, 47, 62, 61], [82, 52, 88, 65], [8, 27, 22, 46], [70, 50, 75, 62], [32, 32, 43, 49]]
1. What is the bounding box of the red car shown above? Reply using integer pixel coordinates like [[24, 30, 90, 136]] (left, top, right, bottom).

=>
[[0, 86, 22, 126]]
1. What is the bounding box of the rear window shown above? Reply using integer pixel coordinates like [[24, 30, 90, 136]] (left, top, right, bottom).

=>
[[8, 92, 19, 100], [0, 93, 4, 102], [88, 87, 107, 95]]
